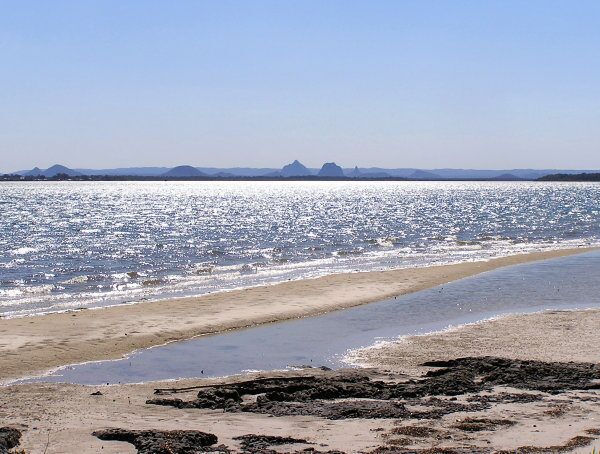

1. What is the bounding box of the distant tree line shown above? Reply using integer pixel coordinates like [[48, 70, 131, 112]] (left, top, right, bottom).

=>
[[537, 173, 600, 182]]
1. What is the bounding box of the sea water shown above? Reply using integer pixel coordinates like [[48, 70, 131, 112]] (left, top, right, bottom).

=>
[[1, 180, 599, 317]]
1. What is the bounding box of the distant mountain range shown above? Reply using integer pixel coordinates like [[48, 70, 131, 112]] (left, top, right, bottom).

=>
[[7, 162, 600, 180], [23, 164, 82, 178]]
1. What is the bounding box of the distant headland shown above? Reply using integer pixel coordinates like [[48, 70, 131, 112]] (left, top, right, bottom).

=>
[[2, 161, 600, 182]]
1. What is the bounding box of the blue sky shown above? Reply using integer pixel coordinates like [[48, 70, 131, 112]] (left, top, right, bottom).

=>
[[2, 0, 600, 171]]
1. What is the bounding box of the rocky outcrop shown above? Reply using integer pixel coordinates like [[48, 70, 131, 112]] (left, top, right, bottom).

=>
[[421, 356, 600, 393], [92, 428, 341, 454], [92, 428, 219, 454], [148, 357, 600, 420], [0, 427, 21, 454], [90, 356, 600, 453], [233, 434, 309, 452]]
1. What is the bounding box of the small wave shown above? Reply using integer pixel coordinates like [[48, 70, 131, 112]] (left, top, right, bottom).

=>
[[142, 279, 163, 286], [376, 238, 394, 248], [27, 284, 55, 294], [240, 264, 258, 274], [111, 282, 142, 291], [0, 288, 23, 298], [1, 284, 55, 297], [61, 275, 89, 285], [367, 237, 398, 248], [111, 271, 146, 280], [191, 264, 215, 275], [80, 228, 100, 234], [10, 247, 38, 255], [333, 249, 364, 257], [455, 240, 481, 246]]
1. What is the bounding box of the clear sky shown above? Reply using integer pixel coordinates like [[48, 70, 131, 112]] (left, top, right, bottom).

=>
[[2, 0, 600, 172]]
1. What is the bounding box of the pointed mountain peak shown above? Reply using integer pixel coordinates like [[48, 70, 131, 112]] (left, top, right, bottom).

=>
[[281, 160, 310, 177]]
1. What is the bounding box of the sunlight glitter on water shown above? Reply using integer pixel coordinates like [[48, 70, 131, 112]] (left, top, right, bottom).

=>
[[1, 181, 599, 316]]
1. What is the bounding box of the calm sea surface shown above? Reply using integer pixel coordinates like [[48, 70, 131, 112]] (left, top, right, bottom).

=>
[[1, 181, 599, 317]]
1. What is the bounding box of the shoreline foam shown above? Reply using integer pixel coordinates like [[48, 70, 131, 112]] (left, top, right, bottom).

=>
[[2, 238, 596, 318]]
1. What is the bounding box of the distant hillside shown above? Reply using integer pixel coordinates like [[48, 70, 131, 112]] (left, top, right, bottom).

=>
[[198, 167, 280, 177], [76, 167, 170, 176], [351, 168, 600, 180], [538, 173, 600, 182], [281, 160, 312, 177], [318, 162, 344, 177], [410, 170, 441, 180], [489, 173, 526, 181], [24, 164, 80, 177], [23, 167, 43, 176], [347, 166, 391, 178], [161, 166, 206, 177]]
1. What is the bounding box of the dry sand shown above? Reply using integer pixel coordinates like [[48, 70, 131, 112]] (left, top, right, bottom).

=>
[[0, 247, 593, 382]]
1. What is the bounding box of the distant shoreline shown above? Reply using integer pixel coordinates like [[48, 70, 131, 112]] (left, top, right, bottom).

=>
[[4, 173, 600, 182], [537, 172, 600, 182], [0, 174, 534, 182]]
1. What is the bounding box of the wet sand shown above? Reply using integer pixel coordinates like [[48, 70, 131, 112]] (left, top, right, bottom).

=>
[[0, 247, 593, 382], [4, 308, 600, 452], [349, 308, 600, 376]]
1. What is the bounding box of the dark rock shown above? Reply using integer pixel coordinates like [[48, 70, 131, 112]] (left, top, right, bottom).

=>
[[422, 356, 600, 393], [0, 427, 21, 454], [93, 428, 219, 454], [233, 434, 309, 452], [148, 357, 600, 421], [371, 448, 486, 454], [246, 398, 411, 420], [149, 387, 242, 410], [389, 426, 438, 437], [466, 392, 543, 405], [451, 417, 515, 432], [494, 435, 596, 454]]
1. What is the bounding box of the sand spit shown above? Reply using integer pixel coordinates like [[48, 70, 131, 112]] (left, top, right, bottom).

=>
[[0, 247, 593, 382]]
